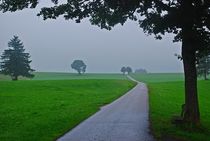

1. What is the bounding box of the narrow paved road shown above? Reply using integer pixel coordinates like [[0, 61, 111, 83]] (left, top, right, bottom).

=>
[[58, 76, 155, 141]]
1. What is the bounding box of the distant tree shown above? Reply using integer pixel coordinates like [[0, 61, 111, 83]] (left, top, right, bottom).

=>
[[0, 36, 34, 80], [135, 68, 147, 74], [126, 67, 132, 75], [71, 60, 86, 75], [175, 52, 210, 80], [197, 55, 210, 80], [82, 64, 87, 74], [120, 67, 126, 75], [4, 0, 210, 126]]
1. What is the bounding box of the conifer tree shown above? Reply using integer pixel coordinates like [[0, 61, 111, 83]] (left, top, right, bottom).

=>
[[2, 0, 210, 125], [0, 36, 34, 80]]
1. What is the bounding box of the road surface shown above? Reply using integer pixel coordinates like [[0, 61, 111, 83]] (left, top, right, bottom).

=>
[[58, 76, 155, 141]]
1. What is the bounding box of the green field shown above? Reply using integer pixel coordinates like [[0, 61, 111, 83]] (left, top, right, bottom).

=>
[[132, 73, 210, 141], [130, 73, 184, 83], [0, 79, 135, 141], [0, 72, 127, 81], [1, 72, 209, 141]]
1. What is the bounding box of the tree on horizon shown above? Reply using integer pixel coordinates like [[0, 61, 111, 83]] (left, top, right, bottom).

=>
[[197, 55, 210, 80], [121, 67, 126, 75], [0, 36, 34, 80], [126, 66, 132, 74], [1, 0, 210, 126], [71, 60, 86, 75]]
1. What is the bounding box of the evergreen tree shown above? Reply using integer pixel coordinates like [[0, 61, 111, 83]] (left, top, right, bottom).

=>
[[2, 0, 210, 126], [197, 55, 210, 80], [0, 36, 34, 80]]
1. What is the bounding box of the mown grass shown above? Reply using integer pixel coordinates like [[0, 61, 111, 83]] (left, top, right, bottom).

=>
[[132, 73, 210, 141], [0, 72, 126, 81], [33, 72, 127, 80], [0, 79, 135, 141], [0, 74, 26, 81], [130, 73, 184, 83]]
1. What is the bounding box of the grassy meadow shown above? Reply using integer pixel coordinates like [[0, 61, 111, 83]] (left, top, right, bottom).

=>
[[0, 73, 135, 141], [132, 73, 210, 141], [0, 72, 127, 81], [1, 72, 209, 141], [130, 73, 184, 83]]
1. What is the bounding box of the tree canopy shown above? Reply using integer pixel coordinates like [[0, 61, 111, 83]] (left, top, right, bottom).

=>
[[1, 0, 210, 125], [1, 1, 210, 45], [135, 68, 147, 73], [197, 54, 210, 80], [126, 66, 132, 74], [71, 60, 86, 74], [121, 66, 132, 74], [0, 36, 34, 80], [120, 66, 126, 74]]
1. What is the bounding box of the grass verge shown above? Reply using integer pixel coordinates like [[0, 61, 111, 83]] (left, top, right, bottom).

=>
[[0, 79, 135, 141], [0, 72, 127, 81], [132, 74, 210, 141], [149, 81, 210, 141]]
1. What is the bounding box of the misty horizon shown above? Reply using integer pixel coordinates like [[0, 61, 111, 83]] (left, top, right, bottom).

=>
[[0, 2, 183, 73]]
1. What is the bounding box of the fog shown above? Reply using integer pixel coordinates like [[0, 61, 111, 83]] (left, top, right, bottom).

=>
[[0, 3, 183, 73]]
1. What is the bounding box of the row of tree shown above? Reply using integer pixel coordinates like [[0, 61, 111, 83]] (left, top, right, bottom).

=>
[[120, 66, 132, 74], [0, 36, 88, 80], [197, 55, 210, 80], [176, 53, 210, 80], [1, 36, 209, 81], [121, 61, 210, 79], [2, 0, 210, 126], [135, 68, 147, 74]]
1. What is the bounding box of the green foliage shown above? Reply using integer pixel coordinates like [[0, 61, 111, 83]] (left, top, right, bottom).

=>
[[0, 79, 135, 141], [0, 72, 128, 81], [120, 67, 126, 74], [1, 0, 210, 127], [1, 1, 210, 49], [197, 55, 210, 80], [33, 72, 127, 80], [0, 0, 38, 12], [148, 81, 210, 141], [132, 74, 210, 141], [126, 66, 132, 74], [71, 60, 86, 74], [121, 66, 132, 74], [134, 68, 147, 74], [0, 36, 34, 80]]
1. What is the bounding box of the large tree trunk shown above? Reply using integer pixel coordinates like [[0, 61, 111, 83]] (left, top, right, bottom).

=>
[[182, 28, 200, 126]]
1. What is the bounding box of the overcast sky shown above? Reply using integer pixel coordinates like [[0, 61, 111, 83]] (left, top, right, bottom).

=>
[[0, 2, 183, 73]]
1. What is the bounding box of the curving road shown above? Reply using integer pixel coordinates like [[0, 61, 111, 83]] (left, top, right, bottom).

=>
[[57, 76, 155, 141]]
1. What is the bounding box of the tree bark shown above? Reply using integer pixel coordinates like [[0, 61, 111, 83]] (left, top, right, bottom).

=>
[[182, 28, 200, 126]]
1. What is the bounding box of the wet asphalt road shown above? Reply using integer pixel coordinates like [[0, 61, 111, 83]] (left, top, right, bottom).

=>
[[57, 77, 155, 141]]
